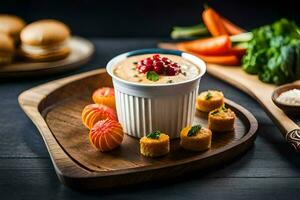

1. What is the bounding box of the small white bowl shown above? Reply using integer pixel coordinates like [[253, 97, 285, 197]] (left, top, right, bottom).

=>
[[107, 48, 206, 138]]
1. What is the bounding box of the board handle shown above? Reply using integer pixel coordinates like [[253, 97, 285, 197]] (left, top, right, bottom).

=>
[[286, 129, 300, 152]]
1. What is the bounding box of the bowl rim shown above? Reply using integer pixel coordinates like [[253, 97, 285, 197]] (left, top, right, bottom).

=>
[[271, 83, 300, 108], [106, 48, 206, 87]]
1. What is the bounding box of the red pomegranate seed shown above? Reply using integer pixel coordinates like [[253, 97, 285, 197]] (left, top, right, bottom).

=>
[[136, 55, 181, 75], [153, 54, 160, 60], [138, 64, 152, 73], [143, 58, 153, 66], [153, 61, 164, 74], [162, 57, 170, 64], [171, 63, 179, 68], [166, 66, 180, 76]]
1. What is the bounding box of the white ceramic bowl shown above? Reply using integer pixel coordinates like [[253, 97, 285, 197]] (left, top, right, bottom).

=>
[[107, 48, 206, 138]]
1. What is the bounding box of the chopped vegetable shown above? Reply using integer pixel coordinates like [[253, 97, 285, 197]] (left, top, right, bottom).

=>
[[146, 130, 161, 139], [177, 35, 231, 55], [205, 91, 213, 100], [187, 125, 202, 137], [171, 24, 209, 39], [202, 7, 228, 36], [230, 32, 253, 43], [195, 54, 240, 66], [221, 17, 246, 35], [146, 71, 159, 82], [243, 18, 300, 85], [227, 47, 247, 57], [221, 105, 228, 112]]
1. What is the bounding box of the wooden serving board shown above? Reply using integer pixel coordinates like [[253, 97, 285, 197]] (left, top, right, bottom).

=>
[[19, 69, 258, 189], [159, 42, 300, 152], [0, 36, 94, 78]]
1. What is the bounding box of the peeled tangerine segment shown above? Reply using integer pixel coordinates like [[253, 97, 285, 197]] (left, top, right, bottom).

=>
[[92, 87, 116, 109], [140, 133, 170, 157], [196, 90, 224, 112], [89, 118, 124, 152], [180, 126, 212, 151], [82, 103, 117, 129]]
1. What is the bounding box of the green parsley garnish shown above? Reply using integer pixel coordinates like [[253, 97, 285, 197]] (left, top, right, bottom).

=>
[[146, 71, 159, 82], [187, 125, 202, 137], [211, 105, 227, 116], [133, 61, 138, 65], [205, 91, 213, 100], [132, 67, 136, 70], [167, 80, 173, 83], [211, 109, 219, 115], [133, 74, 138, 77], [146, 130, 161, 139], [221, 105, 228, 112], [182, 72, 187, 76]]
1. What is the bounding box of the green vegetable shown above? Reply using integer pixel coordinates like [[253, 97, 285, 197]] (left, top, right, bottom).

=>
[[242, 18, 300, 85], [146, 71, 159, 82], [221, 105, 228, 112], [187, 125, 202, 137], [230, 32, 253, 43], [147, 130, 161, 139], [205, 91, 213, 100], [171, 24, 209, 39], [211, 110, 219, 115]]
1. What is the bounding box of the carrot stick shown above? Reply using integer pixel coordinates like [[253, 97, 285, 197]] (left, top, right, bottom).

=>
[[202, 7, 228, 36], [196, 54, 240, 66], [177, 42, 240, 65], [226, 47, 246, 57], [221, 17, 246, 35], [176, 35, 231, 55]]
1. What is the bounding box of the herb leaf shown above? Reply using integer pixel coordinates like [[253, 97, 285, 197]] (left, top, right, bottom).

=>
[[146, 130, 161, 139], [205, 91, 213, 100], [187, 125, 202, 137], [146, 71, 159, 82], [221, 105, 228, 112], [211, 110, 219, 115]]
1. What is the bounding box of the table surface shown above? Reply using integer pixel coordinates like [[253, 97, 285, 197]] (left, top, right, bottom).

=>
[[1, 38, 300, 200]]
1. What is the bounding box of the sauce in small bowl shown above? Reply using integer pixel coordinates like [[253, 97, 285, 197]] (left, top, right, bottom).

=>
[[272, 83, 300, 115], [107, 48, 206, 138]]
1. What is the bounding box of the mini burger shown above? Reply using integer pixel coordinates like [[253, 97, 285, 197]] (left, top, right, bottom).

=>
[[20, 19, 70, 61]]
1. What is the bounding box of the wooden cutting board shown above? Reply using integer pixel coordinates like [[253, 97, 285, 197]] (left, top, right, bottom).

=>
[[159, 42, 300, 152], [18, 69, 258, 189], [0, 36, 94, 78]]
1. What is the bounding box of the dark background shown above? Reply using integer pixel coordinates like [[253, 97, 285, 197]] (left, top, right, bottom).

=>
[[2, 1, 300, 199], [1, 0, 300, 37]]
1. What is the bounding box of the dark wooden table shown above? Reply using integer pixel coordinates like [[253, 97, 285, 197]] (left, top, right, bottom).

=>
[[1, 39, 300, 200]]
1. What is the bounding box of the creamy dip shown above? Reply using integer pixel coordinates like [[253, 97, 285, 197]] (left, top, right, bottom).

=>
[[113, 54, 200, 84]]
